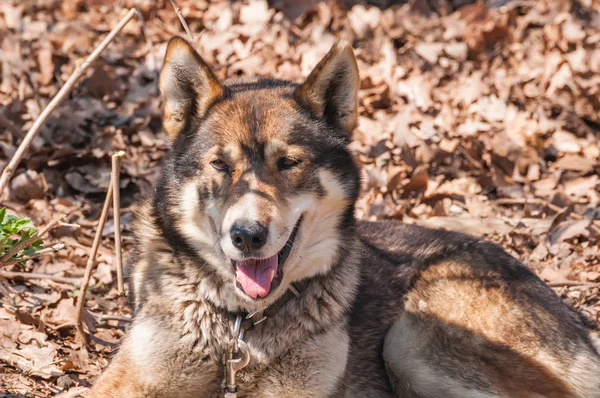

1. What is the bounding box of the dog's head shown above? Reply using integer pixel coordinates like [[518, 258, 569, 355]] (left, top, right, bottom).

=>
[[153, 37, 360, 310]]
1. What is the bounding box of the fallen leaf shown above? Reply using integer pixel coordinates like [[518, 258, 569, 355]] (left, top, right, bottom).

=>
[[561, 18, 586, 43], [10, 170, 47, 202], [47, 298, 78, 327], [551, 130, 581, 153], [552, 155, 595, 173], [414, 42, 444, 64], [550, 219, 591, 245], [37, 44, 54, 86], [539, 265, 572, 283], [563, 176, 599, 198], [2, 345, 64, 379]]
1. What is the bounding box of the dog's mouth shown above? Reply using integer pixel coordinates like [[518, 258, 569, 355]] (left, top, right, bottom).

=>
[[233, 217, 302, 299]]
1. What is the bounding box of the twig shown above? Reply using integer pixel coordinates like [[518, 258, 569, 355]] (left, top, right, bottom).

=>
[[494, 197, 600, 234], [75, 181, 114, 345], [0, 215, 66, 264], [98, 314, 132, 323], [134, 4, 158, 96], [3, 243, 66, 266], [54, 387, 89, 398], [0, 8, 137, 197], [59, 221, 81, 229], [112, 151, 125, 295], [168, 0, 194, 40], [26, 243, 66, 257], [0, 270, 79, 285], [0, 350, 63, 378], [495, 198, 565, 214], [547, 280, 599, 288]]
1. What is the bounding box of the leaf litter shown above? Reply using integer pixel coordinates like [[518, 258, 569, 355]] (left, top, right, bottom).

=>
[[0, 0, 599, 395]]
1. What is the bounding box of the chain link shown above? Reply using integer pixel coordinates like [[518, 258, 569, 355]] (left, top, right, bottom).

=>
[[224, 316, 251, 397]]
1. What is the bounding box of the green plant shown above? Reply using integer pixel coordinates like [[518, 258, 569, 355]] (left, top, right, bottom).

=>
[[0, 208, 44, 262]]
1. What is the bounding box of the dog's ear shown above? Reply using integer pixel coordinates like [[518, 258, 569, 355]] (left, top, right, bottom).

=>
[[159, 36, 224, 140], [296, 41, 359, 134]]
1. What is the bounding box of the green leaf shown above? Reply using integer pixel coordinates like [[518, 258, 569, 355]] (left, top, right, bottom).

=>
[[0, 212, 46, 264], [0, 235, 8, 255], [21, 229, 38, 240], [13, 218, 35, 230], [3, 214, 17, 224], [22, 248, 36, 256], [30, 239, 44, 251]]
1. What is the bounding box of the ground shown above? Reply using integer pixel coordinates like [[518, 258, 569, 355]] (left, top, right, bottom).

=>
[[0, 0, 599, 396]]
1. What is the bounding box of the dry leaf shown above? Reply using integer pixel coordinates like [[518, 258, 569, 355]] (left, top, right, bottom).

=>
[[550, 219, 592, 245], [552, 155, 595, 173], [4, 1, 600, 394], [10, 170, 47, 201], [37, 44, 54, 86]]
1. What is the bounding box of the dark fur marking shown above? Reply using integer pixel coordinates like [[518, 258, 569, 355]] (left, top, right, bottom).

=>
[[224, 78, 297, 93]]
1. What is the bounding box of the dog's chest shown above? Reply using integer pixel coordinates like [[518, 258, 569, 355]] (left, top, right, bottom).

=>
[[162, 278, 353, 396]]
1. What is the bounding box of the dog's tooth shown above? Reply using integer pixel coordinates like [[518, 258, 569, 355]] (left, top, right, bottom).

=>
[[269, 269, 276, 282]]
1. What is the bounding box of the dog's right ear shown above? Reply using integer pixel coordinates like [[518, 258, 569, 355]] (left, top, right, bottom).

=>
[[159, 37, 224, 140]]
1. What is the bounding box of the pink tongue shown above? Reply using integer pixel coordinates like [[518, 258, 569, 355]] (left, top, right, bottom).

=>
[[235, 255, 278, 299]]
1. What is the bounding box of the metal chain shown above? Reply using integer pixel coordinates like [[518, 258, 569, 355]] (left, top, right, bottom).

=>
[[224, 315, 251, 397], [222, 284, 303, 397]]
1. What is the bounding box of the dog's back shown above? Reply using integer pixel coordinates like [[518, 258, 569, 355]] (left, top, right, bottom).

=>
[[90, 37, 600, 397], [346, 220, 600, 398]]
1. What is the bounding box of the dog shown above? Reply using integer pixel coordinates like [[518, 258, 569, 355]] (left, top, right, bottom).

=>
[[89, 37, 600, 397]]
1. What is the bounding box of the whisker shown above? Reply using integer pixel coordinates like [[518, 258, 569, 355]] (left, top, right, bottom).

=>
[[305, 236, 337, 250], [211, 239, 222, 256]]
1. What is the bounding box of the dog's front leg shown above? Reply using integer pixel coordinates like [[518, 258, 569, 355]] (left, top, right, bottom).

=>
[[244, 326, 350, 398], [88, 346, 143, 398], [88, 318, 220, 398]]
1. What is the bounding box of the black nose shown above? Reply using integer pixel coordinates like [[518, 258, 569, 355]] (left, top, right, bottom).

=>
[[230, 220, 268, 252]]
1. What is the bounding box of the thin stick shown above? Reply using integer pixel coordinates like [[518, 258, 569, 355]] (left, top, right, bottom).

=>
[[0, 215, 66, 264], [547, 280, 599, 288], [168, 0, 194, 41], [0, 8, 137, 197], [75, 181, 114, 344], [495, 198, 569, 215], [494, 198, 600, 234], [98, 314, 132, 323], [3, 243, 66, 265], [54, 387, 89, 398], [26, 243, 66, 256], [111, 151, 125, 295], [59, 221, 81, 229], [0, 270, 79, 285]]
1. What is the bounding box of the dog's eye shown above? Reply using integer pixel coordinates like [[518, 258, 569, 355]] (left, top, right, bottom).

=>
[[211, 159, 230, 172], [277, 156, 301, 171]]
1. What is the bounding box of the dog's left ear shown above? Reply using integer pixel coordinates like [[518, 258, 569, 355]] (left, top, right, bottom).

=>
[[296, 41, 359, 134]]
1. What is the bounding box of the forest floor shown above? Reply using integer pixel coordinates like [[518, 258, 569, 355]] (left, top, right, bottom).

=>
[[0, 0, 599, 396]]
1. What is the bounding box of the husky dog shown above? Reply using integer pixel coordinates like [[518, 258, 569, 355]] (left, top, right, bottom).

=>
[[90, 37, 600, 397]]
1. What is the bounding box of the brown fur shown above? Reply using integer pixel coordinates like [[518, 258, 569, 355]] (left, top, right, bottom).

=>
[[90, 38, 600, 397], [348, 221, 600, 397]]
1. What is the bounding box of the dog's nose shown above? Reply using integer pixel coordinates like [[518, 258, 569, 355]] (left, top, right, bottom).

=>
[[230, 220, 268, 252]]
